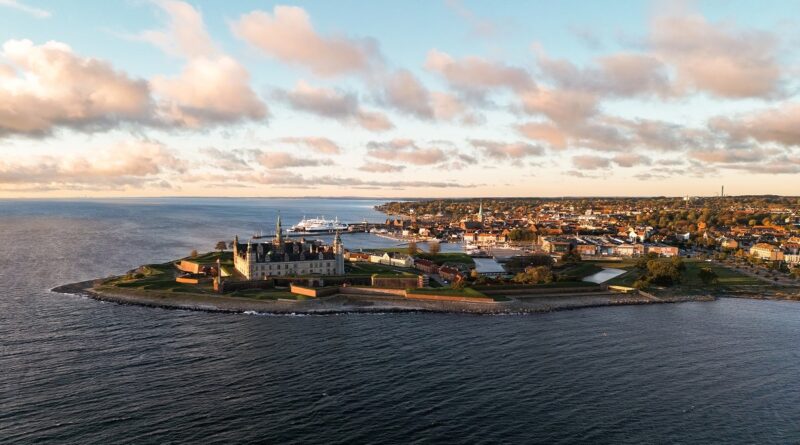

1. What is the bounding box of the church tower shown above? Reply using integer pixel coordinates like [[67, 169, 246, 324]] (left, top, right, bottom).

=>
[[477, 200, 484, 223], [274, 214, 284, 251]]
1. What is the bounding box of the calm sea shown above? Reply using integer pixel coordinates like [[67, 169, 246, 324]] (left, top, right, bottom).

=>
[[1, 198, 799, 444]]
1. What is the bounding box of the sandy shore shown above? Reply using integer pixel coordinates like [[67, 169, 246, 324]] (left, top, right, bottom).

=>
[[52, 279, 716, 315]]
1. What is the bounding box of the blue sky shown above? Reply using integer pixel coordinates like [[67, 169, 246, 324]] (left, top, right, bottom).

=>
[[1, 0, 799, 197]]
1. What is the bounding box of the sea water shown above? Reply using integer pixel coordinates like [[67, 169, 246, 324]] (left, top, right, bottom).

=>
[[1, 198, 799, 443]]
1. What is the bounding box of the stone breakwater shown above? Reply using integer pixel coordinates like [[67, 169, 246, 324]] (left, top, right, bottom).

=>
[[52, 279, 716, 315]]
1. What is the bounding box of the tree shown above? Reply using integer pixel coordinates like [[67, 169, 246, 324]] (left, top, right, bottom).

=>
[[562, 250, 582, 264], [636, 253, 659, 270], [513, 266, 553, 284], [215, 241, 227, 252], [507, 228, 536, 241], [643, 259, 682, 286], [190, 249, 199, 258], [698, 267, 719, 285], [451, 276, 466, 289], [407, 241, 418, 255], [428, 241, 441, 255]]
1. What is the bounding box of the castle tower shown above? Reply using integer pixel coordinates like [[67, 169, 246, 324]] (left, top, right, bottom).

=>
[[333, 231, 345, 275], [233, 235, 239, 257]]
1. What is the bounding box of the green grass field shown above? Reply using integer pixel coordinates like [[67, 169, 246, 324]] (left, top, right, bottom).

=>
[[415, 252, 474, 266], [229, 289, 307, 300], [187, 251, 234, 266], [557, 263, 603, 280], [604, 258, 763, 289], [346, 262, 419, 275], [681, 260, 763, 287]]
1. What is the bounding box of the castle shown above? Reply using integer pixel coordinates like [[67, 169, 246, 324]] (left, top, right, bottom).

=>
[[233, 216, 345, 280]]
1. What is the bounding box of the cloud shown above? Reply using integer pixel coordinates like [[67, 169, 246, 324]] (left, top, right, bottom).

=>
[[535, 50, 671, 97], [138, 0, 216, 58], [145, 1, 267, 127], [379, 69, 482, 123], [650, 14, 782, 98], [382, 69, 434, 119], [612, 153, 651, 167], [710, 103, 800, 147], [199, 147, 261, 171], [519, 87, 598, 124], [572, 155, 611, 170], [258, 152, 334, 169], [279, 80, 392, 131], [245, 171, 473, 189], [516, 122, 568, 149], [358, 162, 406, 173], [444, 0, 498, 38], [232, 5, 381, 77], [425, 49, 534, 97], [151, 56, 267, 127], [0, 39, 152, 137], [470, 140, 544, 160], [366, 139, 449, 165], [278, 137, 341, 154], [0, 140, 184, 190], [0, 0, 51, 18], [689, 148, 765, 164]]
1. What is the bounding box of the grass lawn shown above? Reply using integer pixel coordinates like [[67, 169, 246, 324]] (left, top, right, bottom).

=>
[[604, 259, 763, 290], [229, 289, 307, 300], [407, 287, 487, 297], [415, 252, 475, 266], [681, 260, 763, 287], [406, 286, 509, 301], [106, 261, 218, 294], [557, 262, 603, 279], [186, 251, 234, 266], [606, 269, 642, 287], [473, 281, 599, 292], [583, 258, 639, 268], [346, 262, 419, 275]]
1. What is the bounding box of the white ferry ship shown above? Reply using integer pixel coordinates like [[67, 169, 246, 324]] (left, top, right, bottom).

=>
[[288, 216, 348, 234]]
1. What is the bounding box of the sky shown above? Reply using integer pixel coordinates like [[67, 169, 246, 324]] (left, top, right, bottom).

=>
[[1, 0, 800, 198]]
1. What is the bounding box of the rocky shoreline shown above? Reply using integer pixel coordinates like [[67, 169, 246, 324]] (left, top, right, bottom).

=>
[[52, 279, 718, 315]]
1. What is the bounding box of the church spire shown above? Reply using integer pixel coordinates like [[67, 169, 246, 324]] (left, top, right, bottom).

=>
[[275, 213, 283, 246], [478, 200, 483, 222]]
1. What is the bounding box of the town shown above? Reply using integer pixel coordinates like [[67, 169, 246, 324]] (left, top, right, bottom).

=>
[[78, 194, 800, 315], [373, 195, 800, 283]]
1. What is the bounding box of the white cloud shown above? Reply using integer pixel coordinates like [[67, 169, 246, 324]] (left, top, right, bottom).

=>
[[0, 0, 51, 18], [232, 5, 381, 77]]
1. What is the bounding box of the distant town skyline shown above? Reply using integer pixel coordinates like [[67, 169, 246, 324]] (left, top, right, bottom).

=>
[[1, 0, 800, 198]]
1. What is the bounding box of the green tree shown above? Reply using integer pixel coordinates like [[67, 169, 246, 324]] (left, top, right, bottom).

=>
[[512, 266, 553, 284], [215, 241, 227, 252], [428, 241, 441, 255], [561, 250, 582, 264], [644, 260, 682, 286], [407, 241, 418, 255], [636, 253, 659, 270], [698, 267, 719, 285], [190, 249, 198, 258]]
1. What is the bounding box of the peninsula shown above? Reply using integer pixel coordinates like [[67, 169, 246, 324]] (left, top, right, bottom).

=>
[[53, 198, 800, 314]]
